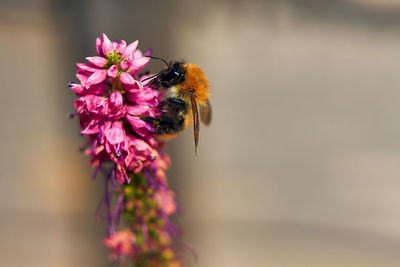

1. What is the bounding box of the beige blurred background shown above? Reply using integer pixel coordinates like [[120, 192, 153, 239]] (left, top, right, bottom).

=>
[[2, 0, 400, 266]]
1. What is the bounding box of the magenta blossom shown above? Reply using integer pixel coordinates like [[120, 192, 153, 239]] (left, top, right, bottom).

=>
[[71, 34, 163, 183], [76, 33, 149, 90], [155, 189, 177, 216], [103, 229, 136, 260]]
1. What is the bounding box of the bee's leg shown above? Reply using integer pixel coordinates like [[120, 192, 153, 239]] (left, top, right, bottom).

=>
[[138, 97, 188, 135], [146, 97, 187, 113], [147, 78, 162, 90], [140, 115, 185, 135]]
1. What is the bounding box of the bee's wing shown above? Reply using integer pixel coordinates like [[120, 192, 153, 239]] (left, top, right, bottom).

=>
[[190, 89, 200, 156], [200, 99, 212, 126]]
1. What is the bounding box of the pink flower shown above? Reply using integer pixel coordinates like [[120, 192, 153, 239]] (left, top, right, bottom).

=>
[[103, 229, 136, 259], [73, 33, 151, 95], [126, 106, 157, 136], [91, 34, 149, 87], [126, 74, 163, 106], [155, 189, 177, 216], [124, 135, 157, 173], [128, 50, 152, 74], [69, 73, 108, 96], [103, 121, 126, 152]]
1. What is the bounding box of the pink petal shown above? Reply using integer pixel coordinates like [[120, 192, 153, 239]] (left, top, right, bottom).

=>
[[126, 116, 149, 136], [115, 170, 126, 184], [128, 57, 150, 73], [107, 65, 118, 79], [73, 98, 85, 112], [126, 115, 146, 127], [104, 121, 126, 144], [81, 120, 100, 134], [133, 50, 143, 58], [109, 106, 127, 120], [131, 139, 150, 151], [86, 56, 107, 68], [102, 33, 113, 55], [124, 84, 141, 94], [122, 40, 138, 60], [112, 41, 118, 50], [119, 59, 129, 71], [104, 140, 113, 154], [95, 37, 103, 56], [109, 91, 123, 107], [93, 144, 105, 156], [144, 135, 158, 147], [119, 72, 136, 85], [70, 84, 84, 94], [129, 89, 160, 105], [120, 72, 143, 90], [78, 95, 106, 112], [116, 40, 126, 54], [76, 63, 100, 73], [145, 123, 155, 132], [97, 99, 110, 115], [85, 83, 108, 96], [127, 105, 149, 115], [124, 152, 135, 167], [86, 69, 107, 86], [144, 48, 153, 56], [76, 73, 88, 84]]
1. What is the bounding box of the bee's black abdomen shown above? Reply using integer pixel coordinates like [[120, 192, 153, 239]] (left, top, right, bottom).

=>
[[164, 97, 187, 112]]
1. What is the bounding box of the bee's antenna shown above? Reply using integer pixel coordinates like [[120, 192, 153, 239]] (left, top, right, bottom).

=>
[[146, 55, 171, 68]]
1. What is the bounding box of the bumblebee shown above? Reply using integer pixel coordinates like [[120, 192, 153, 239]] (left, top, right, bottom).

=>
[[140, 56, 212, 155]]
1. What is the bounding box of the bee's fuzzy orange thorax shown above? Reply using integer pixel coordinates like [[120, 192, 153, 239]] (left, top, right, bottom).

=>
[[181, 64, 210, 105]]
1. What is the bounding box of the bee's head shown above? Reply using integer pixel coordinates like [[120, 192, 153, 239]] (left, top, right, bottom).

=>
[[159, 61, 186, 86], [145, 56, 186, 87]]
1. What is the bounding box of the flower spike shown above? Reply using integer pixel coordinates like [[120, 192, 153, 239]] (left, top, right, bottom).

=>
[[69, 33, 184, 266]]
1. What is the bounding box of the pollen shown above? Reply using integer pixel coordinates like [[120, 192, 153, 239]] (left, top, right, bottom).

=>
[[106, 51, 122, 67]]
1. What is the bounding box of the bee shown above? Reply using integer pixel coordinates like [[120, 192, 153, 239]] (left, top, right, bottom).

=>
[[139, 56, 212, 155]]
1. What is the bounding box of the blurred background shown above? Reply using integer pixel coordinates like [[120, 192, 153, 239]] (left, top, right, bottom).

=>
[[2, 0, 400, 266]]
